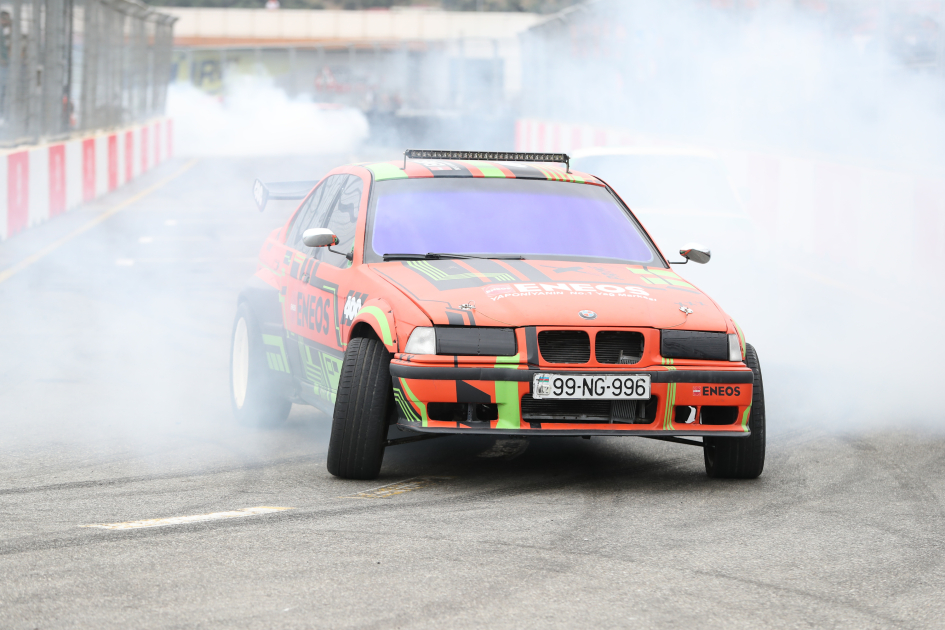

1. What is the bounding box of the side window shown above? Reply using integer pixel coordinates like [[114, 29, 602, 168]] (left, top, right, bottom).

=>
[[320, 175, 363, 268], [287, 175, 346, 251]]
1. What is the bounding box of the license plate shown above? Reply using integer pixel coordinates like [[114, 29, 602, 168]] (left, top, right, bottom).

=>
[[532, 373, 651, 400]]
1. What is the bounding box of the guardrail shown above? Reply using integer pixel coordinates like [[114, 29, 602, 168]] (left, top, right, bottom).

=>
[[0, 117, 172, 241]]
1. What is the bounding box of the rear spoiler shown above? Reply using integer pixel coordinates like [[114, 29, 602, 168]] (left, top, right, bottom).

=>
[[252, 179, 319, 212]]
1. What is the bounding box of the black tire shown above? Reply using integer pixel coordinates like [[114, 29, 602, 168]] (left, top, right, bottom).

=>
[[229, 303, 291, 428], [326, 336, 393, 480], [704, 343, 766, 479]]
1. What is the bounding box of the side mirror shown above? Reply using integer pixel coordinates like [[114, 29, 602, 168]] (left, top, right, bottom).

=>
[[302, 228, 340, 248], [679, 243, 711, 264]]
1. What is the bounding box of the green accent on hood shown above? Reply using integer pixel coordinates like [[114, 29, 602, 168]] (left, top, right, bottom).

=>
[[367, 163, 409, 181], [357, 305, 394, 346], [406, 259, 515, 283]]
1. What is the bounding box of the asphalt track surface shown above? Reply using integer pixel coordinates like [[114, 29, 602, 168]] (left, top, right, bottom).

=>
[[1, 156, 943, 629]]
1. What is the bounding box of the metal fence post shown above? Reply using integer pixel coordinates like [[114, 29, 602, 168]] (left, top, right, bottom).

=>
[[1, 0, 175, 146]]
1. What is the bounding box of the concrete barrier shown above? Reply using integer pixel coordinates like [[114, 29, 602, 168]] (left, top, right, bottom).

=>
[[0, 119, 174, 242]]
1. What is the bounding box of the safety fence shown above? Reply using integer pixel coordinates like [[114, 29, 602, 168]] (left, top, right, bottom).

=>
[[515, 118, 945, 283], [0, 0, 175, 147], [0, 117, 171, 241]]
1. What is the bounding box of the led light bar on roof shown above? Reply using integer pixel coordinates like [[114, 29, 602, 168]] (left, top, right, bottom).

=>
[[404, 149, 570, 171]]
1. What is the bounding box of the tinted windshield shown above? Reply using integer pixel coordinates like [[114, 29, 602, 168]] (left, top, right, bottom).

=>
[[366, 178, 662, 265], [571, 155, 744, 217]]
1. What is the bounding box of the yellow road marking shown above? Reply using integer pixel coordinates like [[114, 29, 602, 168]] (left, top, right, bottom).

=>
[[81, 506, 292, 530], [0, 158, 198, 285], [343, 476, 453, 499]]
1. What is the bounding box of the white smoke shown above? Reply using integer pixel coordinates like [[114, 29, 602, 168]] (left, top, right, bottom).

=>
[[167, 76, 370, 157], [528, 0, 945, 432]]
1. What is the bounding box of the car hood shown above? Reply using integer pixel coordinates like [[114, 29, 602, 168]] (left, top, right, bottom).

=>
[[369, 259, 728, 331]]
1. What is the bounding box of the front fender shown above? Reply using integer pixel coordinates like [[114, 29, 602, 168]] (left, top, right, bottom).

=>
[[348, 298, 398, 353]]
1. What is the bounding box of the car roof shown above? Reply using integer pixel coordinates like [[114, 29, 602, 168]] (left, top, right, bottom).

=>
[[354, 159, 604, 185]]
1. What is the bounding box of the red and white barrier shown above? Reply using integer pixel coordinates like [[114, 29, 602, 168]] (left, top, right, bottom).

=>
[[516, 118, 945, 277], [0, 119, 174, 242]]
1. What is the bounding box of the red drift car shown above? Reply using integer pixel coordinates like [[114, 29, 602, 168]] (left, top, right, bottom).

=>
[[232, 150, 765, 480]]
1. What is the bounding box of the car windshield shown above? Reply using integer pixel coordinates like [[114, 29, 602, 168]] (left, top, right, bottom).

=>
[[571, 155, 744, 217], [366, 177, 662, 265]]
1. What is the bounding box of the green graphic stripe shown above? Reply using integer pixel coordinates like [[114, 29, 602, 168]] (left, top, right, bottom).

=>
[[495, 381, 522, 429], [662, 382, 677, 430], [494, 353, 523, 429], [367, 163, 408, 181], [393, 388, 419, 422], [262, 334, 290, 374], [733, 320, 747, 358], [399, 378, 428, 427], [535, 166, 585, 183], [357, 305, 394, 346], [494, 353, 522, 366], [462, 162, 507, 178], [741, 404, 751, 431]]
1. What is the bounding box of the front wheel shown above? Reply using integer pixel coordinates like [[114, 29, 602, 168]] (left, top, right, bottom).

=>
[[230, 303, 291, 428], [327, 335, 393, 480], [703, 343, 766, 479]]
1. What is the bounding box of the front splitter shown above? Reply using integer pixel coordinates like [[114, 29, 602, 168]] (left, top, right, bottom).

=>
[[395, 423, 751, 438]]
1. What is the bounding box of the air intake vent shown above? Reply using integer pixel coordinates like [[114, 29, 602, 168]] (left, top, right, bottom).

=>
[[538, 330, 590, 364], [595, 331, 644, 364], [520, 395, 610, 421]]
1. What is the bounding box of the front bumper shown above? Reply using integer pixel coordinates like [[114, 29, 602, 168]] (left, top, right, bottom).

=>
[[390, 359, 754, 437]]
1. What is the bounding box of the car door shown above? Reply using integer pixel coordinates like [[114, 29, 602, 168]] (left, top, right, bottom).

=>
[[281, 174, 347, 408], [308, 174, 366, 374]]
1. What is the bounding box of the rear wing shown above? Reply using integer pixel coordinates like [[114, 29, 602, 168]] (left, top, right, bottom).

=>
[[252, 179, 319, 212]]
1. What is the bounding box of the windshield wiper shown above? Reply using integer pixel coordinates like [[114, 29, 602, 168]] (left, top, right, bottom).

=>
[[382, 253, 429, 260], [382, 253, 524, 261], [428, 252, 524, 260]]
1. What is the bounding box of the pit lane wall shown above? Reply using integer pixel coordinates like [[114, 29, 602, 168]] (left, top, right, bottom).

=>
[[515, 118, 945, 279], [0, 119, 174, 242]]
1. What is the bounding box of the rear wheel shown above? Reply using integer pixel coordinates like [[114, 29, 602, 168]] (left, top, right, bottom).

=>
[[703, 343, 765, 479], [327, 335, 392, 480], [230, 303, 291, 428]]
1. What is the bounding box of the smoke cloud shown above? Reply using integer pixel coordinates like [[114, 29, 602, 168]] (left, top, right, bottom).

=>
[[522, 0, 945, 431], [167, 76, 370, 157]]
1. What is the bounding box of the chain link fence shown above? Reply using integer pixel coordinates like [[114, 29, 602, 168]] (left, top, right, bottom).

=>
[[0, 0, 174, 147]]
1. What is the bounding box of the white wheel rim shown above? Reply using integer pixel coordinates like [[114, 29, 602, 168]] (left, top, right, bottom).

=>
[[232, 317, 250, 409]]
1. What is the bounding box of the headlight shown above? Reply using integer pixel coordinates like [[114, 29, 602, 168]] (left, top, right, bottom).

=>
[[403, 327, 516, 356], [660, 330, 728, 361], [404, 327, 436, 355], [728, 333, 742, 362]]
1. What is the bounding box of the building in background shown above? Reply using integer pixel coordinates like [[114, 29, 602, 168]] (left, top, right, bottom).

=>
[[166, 6, 539, 147]]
